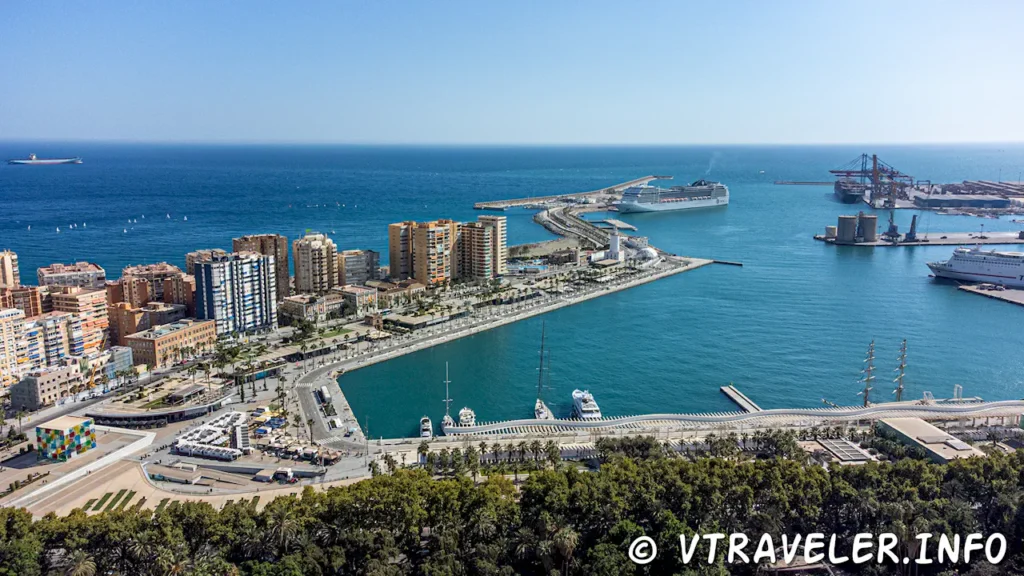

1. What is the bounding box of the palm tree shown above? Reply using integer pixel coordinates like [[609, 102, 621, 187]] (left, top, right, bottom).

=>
[[553, 527, 579, 576], [529, 440, 543, 465], [418, 440, 429, 464], [306, 418, 314, 441], [265, 505, 299, 557], [62, 550, 97, 576], [516, 441, 527, 463], [478, 441, 489, 464], [491, 443, 502, 464], [15, 410, 25, 434], [544, 440, 560, 469]]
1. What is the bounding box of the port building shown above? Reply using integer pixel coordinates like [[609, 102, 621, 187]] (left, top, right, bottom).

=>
[[877, 418, 985, 463]]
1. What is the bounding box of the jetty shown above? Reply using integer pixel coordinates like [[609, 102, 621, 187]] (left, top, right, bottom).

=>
[[595, 218, 637, 231], [814, 231, 1024, 247], [473, 175, 670, 210], [720, 385, 762, 412], [958, 285, 1024, 308]]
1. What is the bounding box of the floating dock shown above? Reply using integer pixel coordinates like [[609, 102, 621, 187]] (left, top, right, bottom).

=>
[[815, 231, 1024, 247], [473, 175, 671, 210], [720, 385, 762, 413], [958, 285, 1024, 308]]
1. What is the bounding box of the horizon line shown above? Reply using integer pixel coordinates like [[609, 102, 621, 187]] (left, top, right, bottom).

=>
[[2, 138, 1024, 148]]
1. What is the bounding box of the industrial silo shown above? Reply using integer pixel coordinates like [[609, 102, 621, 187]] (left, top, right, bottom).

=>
[[859, 214, 878, 242], [825, 226, 837, 239], [837, 215, 858, 243]]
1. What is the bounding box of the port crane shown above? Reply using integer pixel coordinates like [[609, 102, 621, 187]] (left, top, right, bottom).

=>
[[830, 154, 914, 206]]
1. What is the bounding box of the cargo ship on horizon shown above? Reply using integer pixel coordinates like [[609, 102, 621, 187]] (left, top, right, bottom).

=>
[[7, 153, 82, 165]]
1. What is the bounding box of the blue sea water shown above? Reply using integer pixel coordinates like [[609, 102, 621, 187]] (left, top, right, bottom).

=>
[[2, 143, 1023, 438]]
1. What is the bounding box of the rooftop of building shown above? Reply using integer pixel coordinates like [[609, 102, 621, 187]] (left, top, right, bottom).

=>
[[122, 262, 182, 275], [284, 292, 344, 304], [125, 318, 214, 341], [880, 417, 986, 461], [36, 415, 92, 431], [38, 262, 105, 274], [336, 285, 376, 295]]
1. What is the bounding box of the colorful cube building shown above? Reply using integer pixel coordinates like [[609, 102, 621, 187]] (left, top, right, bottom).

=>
[[35, 416, 97, 461]]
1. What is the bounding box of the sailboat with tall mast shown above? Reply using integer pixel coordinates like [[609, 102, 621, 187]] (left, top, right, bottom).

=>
[[893, 339, 907, 402], [859, 340, 876, 407], [535, 322, 554, 420], [441, 362, 456, 433]]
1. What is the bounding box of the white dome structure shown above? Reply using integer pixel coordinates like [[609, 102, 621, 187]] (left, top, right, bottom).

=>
[[639, 247, 658, 260]]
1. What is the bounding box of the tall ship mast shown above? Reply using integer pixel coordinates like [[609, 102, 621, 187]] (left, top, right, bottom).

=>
[[859, 340, 876, 407], [893, 339, 907, 402], [534, 321, 554, 419], [441, 362, 455, 429]]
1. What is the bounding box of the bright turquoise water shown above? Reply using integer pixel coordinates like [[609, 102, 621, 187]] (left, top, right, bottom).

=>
[[2, 143, 1022, 438]]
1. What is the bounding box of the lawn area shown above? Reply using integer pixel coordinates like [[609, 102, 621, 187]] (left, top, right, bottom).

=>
[[116, 490, 136, 510], [82, 499, 97, 511], [321, 328, 352, 339], [154, 498, 170, 512], [104, 489, 127, 511], [131, 496, 146, 511], [140, 397, 167, 409], [92, 493, 112, 511]]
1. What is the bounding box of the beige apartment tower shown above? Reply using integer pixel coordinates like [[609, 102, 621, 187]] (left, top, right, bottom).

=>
[[50, 287, 108, 354], [0, 250, 19, 288], [234, 234, 290, 302], [292, 233, 338, 294]]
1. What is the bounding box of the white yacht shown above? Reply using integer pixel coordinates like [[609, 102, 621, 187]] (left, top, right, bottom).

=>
[[420, 416, 432, 438], [458, 407, 476, 426], [927, 246, 1024, 288], [572, 389, 602, 420]]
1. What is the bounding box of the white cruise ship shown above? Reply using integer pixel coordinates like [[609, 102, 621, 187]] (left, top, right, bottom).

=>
[[571, 389, 602, 420], [927, 247, 1024, 288], [614, 179, 728, 214]]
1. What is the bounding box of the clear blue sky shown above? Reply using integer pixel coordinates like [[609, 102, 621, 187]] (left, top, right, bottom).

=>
[[2, 1, 1022, 144]]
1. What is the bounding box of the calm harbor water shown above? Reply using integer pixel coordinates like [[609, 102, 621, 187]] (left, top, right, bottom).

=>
[[2, 143, 1023, 438]]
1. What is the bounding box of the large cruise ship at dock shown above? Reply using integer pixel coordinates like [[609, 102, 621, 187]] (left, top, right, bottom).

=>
[[613, 179, 728, 213], [927, 246, 1024, 288]]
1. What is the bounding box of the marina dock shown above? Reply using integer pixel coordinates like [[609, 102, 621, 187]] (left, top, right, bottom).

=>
[[958, 285, 1024, 308], [473, 175, 670, 210], [814, 231, 1024, 247], [720, 385, 762, 412], [595, 218, 637, 231]]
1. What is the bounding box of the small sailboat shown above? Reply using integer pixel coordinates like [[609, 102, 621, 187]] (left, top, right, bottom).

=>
[[420, 416, 433, 438], [82, 223, 86, 228], [27, 225, 30, 231], [166, 213, 170, 219], [183, 216, 188, 221], [56, 227, 60, 233], [123, 228, 128, 233]]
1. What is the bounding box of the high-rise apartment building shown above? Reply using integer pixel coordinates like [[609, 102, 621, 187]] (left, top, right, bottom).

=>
[[388, 222, 415, 281], [0, 250, 19, 288], [1, 285, 51, 318], [22, 312, 85, 369], [51, 287, 108, 354], [292, 233, 338, 294], [162, 274, 197, 316], [121, 262, 183, 301], [105, 277, 151, 308], [456, 216, 508, 280], [0, 308, 24, 387], [185, 248, 228, 275], [194, 252, 278, 335], [338, 249, 381, 286], [388, 220, 458, 286], [477, 215, 508, 276], [37, 262, 107, 289], [233, 234, 290, 302]]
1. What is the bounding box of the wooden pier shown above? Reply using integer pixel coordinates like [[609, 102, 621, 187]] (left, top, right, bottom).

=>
[[473, 175, 671, 211], [720, 385, 762, 413]]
